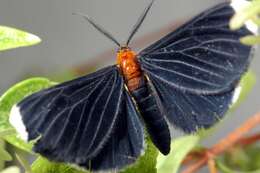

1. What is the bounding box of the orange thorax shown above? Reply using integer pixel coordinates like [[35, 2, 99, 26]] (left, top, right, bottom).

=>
[[116, 48, 141, 81], [116, 48, 142, 91]]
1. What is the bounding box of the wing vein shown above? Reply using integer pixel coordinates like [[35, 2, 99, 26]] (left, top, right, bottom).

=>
[[146, 58, 225, 79], [80, 76, 113, 154], [181, 46, 241, 59], [190, 22, 228, 30], [143, 60, 221, 87], [66, 100, 88, 154], [43, 75, 107, 139], [179, 52, 233, 72], [200, 38, 240, 45], [88, 73, 120, 156]]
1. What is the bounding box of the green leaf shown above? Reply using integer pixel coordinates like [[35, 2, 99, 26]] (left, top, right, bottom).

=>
[[0, 145, 12, 161], [230, 0, 260, 30], [223, 146, 251, 171], [121, 138, 158, 173], [0, 26, 41, 51], [216, 159, 260, 173], [0, 78, 55, 152], [0, 129, 16, 137], [157, 135, 200, 173], [231, 71, 256, 108], [31, 157, 87, 173], [15, 152, 32, 173], [222, 145, 260, 172], [240, 35, 260, 45], [0, 167, 20, 173], [245, 145, 260, 170]]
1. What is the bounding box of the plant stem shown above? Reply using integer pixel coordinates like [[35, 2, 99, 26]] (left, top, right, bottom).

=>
[[207, 159, 217, 173], [181, 157, 208, 173], [236, 133, 260, 146], [210, 112, 260, 155], [182, 112, 260, 173]]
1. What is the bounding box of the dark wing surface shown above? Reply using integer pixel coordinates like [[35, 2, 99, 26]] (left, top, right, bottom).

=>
[[10, 66, 144, 171], [78, 91, 145, 171], [139, 2, 254, 94], [149, 76, 237, 133], [139, 2, 255, 132]]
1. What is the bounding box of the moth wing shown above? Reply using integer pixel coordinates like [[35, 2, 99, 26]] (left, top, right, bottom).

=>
[[139, 2, 255, 94], [147, 75, 239, 133], [10, 66, 144, 170], [78, 91, 145, 171], [139, 1, 255, 132]]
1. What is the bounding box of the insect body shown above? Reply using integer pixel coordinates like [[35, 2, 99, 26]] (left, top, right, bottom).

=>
[[117, 47, 171, 155], [9, 0, 257, 172]]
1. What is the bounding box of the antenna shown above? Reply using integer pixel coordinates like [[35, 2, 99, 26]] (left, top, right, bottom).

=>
[[126, 0, 155, 46], [73, 12, 121, 47]]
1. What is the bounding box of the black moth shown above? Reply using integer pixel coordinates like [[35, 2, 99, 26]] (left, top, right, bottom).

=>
[[10, 0, 256, 172]]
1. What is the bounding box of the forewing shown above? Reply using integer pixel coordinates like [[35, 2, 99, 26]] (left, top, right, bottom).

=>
[[139, 2, 255, 94], [10, 66, 125, 162], [77, 91, 145, 171]]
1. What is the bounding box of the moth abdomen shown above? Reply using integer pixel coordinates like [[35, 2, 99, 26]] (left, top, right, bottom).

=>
[[131, 77, 171, 155]]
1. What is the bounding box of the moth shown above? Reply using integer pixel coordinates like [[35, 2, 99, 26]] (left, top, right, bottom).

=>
[[9, 0, 257, 172]]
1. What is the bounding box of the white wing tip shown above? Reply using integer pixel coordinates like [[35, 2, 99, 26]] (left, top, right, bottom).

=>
[[232, 86, 242, 105], [230, 0, 258, 35], [9, 105, 29, 141]]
